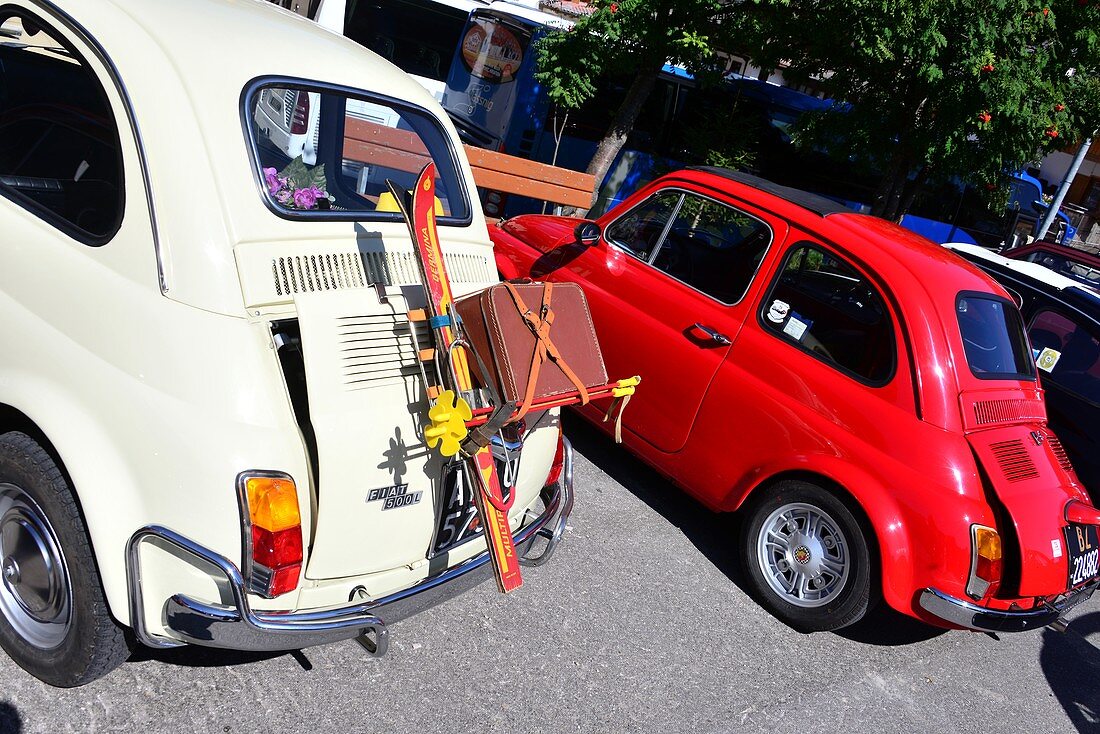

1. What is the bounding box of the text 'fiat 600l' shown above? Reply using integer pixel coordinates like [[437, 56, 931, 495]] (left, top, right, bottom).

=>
[[0, 0, 571, 687], [491, 167, 1099, 634]]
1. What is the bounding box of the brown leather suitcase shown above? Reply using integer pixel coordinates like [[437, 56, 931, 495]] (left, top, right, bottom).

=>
[[454, 281, 608, 410]]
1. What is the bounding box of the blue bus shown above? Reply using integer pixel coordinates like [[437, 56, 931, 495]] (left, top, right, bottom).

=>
[[308, 0, 1077, 243]]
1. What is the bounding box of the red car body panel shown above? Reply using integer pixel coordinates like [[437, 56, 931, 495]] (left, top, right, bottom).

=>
[[489, 168, 1098, 627]]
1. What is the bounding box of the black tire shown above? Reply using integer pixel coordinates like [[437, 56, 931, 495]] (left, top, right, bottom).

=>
[[0, 431, 131, 686], [740, 479, 877, 632]]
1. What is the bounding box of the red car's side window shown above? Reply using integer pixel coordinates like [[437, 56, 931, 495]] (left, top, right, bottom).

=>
[[605, 188, 773, 305], [760, 243, 896, 385], [604, 191, 681, 261]]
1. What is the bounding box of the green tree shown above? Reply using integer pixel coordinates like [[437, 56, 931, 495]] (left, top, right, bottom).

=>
[[536, 0, 734, 209], [736, 0, 1100, 221]]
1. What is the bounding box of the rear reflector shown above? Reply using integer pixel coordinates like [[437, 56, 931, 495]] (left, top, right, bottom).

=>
[[545, 423, 565, 487], [239, 472, 303, 598], [290, 91, 310, 135]]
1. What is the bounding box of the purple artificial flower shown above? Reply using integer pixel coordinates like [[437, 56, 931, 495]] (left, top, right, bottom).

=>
[[293, 185, 326, 210], [263, 167, 283, 196]]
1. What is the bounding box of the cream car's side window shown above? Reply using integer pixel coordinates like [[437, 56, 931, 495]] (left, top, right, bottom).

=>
[[0, 12, 124, 245]]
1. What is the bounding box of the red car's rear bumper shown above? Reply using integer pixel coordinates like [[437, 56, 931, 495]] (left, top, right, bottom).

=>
[[919, 581, 1098, 633]]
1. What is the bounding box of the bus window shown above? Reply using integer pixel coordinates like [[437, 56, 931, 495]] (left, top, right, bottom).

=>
[[344, 0, 471, 86]]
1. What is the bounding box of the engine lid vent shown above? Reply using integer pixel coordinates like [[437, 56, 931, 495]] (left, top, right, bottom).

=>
[[335, 312, 428, 391], [959, 388, 1046, 431], [274, 253, 367, 296], [988, 439, 1040, 483], [271, 251, 494, 297], [236, 242, 496, 311], [1046, 433, 1076, 476], [972, 399, 1046, 427]]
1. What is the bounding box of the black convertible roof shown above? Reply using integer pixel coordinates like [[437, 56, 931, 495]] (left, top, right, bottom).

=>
[[689, 166, 852, 217]]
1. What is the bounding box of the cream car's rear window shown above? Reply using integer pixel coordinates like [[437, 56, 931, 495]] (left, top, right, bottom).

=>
[[246, 82, 470, 222]]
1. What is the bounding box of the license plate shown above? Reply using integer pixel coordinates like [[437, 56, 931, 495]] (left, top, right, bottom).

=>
[[432, 442, 521, 555], [1065, 524, 1100, 588]]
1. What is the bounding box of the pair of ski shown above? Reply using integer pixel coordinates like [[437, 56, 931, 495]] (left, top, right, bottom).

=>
[[388, 164, 523, 593]]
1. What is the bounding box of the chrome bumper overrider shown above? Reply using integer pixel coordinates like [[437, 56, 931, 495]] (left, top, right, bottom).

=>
[[126, 440, 575, 653], [919, 580, 1099, 633]]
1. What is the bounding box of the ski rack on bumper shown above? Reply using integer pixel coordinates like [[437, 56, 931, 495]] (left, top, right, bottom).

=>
[[919, 579, 1099, 633], [125, 441, 574, 653]]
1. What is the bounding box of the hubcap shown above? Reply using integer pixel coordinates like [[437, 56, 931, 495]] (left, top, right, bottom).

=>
[[0, 484, 72, 648], [756, 502, 849, 608]]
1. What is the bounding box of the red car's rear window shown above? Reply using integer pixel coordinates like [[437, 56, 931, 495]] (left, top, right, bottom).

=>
[[957, 293, 1035, 381]]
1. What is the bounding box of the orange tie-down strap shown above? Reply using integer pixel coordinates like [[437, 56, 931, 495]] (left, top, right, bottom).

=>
[[501, 281, 591, 420]]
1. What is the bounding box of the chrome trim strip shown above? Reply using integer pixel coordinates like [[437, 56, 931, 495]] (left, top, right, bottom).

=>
[[27, 0, 167, 291], [125, 468, 573, 652], [919, 582, 1099, 634]]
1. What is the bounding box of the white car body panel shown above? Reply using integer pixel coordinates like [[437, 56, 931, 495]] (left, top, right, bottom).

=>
[[0, 0, 561, 648]]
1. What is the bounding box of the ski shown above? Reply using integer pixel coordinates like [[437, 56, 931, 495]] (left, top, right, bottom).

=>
[[388, 164, 523, 594]]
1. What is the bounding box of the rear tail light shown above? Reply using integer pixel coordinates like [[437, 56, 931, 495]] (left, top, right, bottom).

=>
[[483, 190, 506, 217], [239, 471, 303, 598], [966, 524, 1003, 600], [290, 91, 310, 135], [545, 423, 565, 487]]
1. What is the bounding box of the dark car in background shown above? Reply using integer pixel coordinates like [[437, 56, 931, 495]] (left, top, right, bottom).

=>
[[947, 243, 1100, 502], [1001, 242, 1100, 292]]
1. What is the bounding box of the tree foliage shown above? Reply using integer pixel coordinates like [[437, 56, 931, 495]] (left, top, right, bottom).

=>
[[535, 0, 736, 207], [735, 0, 1100, 220]]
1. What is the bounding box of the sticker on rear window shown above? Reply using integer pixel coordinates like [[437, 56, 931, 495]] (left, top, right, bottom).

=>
[[783, 312, 811, 341], [1036, 347, 1061, 373], [767, 299, 790, 324]]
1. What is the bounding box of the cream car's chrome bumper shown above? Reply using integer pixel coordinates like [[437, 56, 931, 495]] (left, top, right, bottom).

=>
[[126, 441, 574, 654]]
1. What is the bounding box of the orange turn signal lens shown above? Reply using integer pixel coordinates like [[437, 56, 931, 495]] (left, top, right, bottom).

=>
[[240, 472, 303, 598], [967, 524, 1003, 599], [246, 475, 301, 532], [974, 526, 1003, 581]]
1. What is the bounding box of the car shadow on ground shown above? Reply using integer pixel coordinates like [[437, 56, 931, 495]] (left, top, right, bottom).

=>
[[128, 645, 313, 671], [0, 702, 22, 734], [1041, 611, 1100, 733], [564, 413, 945, 647]]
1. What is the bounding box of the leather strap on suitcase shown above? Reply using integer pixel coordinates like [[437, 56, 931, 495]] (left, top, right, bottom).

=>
[[500, 281, 590, 420], [454, 280, 609, 422]]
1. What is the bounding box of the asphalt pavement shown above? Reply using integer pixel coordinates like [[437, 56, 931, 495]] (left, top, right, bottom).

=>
[[1, 415, 1098, 733]]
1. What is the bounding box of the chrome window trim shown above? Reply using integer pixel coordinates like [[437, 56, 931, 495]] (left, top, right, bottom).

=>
[[603, 186, 774, 307], [27, 0, 167, 291], [239, 75, 474, 227]]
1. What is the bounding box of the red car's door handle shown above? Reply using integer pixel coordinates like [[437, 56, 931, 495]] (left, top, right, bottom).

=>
[[692, 322, 732, 346]]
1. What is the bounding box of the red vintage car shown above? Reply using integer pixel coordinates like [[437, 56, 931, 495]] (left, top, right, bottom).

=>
[[490, 167, 1100, 633]]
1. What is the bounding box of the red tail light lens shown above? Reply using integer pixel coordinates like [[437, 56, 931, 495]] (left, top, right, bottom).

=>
[[966, 525, 1003, 600], [545, 422, 565, 487], [239, 472, 303, 597], [290, 91, 310, 135]]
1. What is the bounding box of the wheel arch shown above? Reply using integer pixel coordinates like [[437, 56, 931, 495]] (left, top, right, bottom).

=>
[[0, 389, 150, 627], [728, 461, 915, 615]]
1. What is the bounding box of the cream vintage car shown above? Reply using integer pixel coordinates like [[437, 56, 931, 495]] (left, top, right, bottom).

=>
[[0, 0, 571, 687]]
